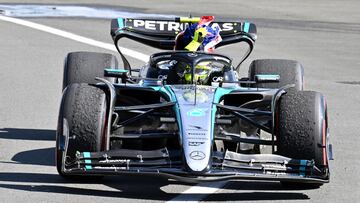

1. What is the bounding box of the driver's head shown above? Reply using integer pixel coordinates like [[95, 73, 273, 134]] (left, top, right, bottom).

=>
[[184, 62, 212, 84], [172, 61, 212, 85]]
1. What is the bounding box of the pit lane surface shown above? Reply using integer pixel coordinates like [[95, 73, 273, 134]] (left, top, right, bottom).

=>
[[0, 1, 359, 202]]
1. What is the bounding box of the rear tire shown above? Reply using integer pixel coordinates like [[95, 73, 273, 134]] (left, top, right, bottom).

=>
[[249, 59, 304, 91], [276, 91, 329, 187], [63, 51, 118, 90], [56, 83, 107, 179]]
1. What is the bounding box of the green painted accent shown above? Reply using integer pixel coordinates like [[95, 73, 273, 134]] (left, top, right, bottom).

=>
[[147, 86, 173, 104], [148, 86, 162, 91], [255, 74, 280, 82], [117, 18, 124, 29], [255, 74, 280, 80], [213, 87, 234, 103], [211, 87, 235, 137], [255, 74, 280, 77], [244, 22, 250, 33], [211, 105, 217, 132], [299, 160, 307, 176], [85, 165, 93, 170], [164, 85, 177, 102], [187, 108, 205, 117], [117, 18, 124, 33], [83, 152, 91, 158], [105, 68, 128, 73], [164, 85, 183, 143], [84, 158, 92, 170]]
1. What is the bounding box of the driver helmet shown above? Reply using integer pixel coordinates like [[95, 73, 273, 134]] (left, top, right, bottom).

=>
[[183, 62, 212, 84], [174, 16, 222, 84]]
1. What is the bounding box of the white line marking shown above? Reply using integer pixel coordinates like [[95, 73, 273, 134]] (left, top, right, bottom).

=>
[[0, 15, 149, 62], [167, 181, 227, 203], [0, 15, 227, 202], [0, 4, 175, 19]]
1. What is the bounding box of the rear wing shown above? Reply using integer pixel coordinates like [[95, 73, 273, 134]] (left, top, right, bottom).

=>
[[110, 17, 257, 72]]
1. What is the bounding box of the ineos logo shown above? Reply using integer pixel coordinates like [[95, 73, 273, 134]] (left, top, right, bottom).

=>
[[189, 151, 206, 160]]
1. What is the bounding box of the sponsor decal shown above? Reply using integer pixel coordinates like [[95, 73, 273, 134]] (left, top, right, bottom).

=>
[[187, 108, 206, 117], [99, 159, 130, 163], [188, 141, 205, 146], [188, 125, 205, 130], [173, 85, 215, 91], [188, 137, 209, 140], [189, 151, 206, 160], [132, 20, 187, 31], [155, 54, 172, 59], [130, 19, 235, 32], [188, 132, 206, 136]]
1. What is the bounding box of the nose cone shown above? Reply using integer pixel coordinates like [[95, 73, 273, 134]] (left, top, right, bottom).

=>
[[181, 105, 213, 172], [169, 85, 216, 172]]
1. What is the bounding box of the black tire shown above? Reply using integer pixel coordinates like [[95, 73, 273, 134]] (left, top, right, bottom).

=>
[[249, 59, 304, 91], [276, 91, 329, 187], [63, 51, 118, 90], [56, 83, 107, 178]]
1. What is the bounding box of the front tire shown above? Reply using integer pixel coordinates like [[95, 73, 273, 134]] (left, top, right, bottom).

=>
[[56, 83, 107, 178], [276, 91, 329, 187]]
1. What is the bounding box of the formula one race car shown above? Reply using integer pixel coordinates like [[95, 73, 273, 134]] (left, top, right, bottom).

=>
[[56, 16, 332, 187]]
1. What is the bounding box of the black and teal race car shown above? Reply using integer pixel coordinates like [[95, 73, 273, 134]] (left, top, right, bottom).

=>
[[56, 16, 332, 187]]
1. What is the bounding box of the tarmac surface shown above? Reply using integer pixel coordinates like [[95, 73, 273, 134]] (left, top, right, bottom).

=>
[[0, 1, 359, 202]]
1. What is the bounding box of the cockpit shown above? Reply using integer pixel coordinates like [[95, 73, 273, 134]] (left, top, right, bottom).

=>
[[142, 51, 235, 85]]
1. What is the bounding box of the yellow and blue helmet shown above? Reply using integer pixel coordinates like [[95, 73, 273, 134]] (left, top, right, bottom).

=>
[[183, 62, 212, 84]]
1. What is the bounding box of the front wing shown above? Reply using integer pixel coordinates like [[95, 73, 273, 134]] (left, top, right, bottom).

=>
[[61, 148, 329, 183]]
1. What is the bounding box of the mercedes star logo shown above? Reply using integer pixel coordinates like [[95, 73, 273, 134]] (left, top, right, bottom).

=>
[[189, 151, 206, 160]]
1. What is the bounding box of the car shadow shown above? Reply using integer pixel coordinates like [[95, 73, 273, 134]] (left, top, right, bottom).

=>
[[0, 173, 179, 200], [0, 128, 310, 201], [0, 172, 309, 201], [0, 128, 55, 166], [0, 128, 55, 141], [11, 147, 55, 166]]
